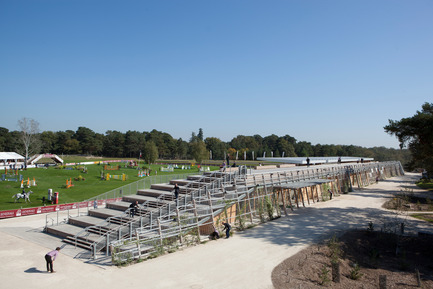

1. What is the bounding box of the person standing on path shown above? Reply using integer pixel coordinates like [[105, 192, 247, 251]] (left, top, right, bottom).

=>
[[222, 222, 231, 239], [45, 247, 61, 273], [328, 189, 333, 200]]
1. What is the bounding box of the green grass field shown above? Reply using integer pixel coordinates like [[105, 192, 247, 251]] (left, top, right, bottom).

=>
[[0, 160, 217, 211]]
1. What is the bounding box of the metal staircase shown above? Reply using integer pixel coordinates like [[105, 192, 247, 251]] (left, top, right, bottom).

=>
[[45, 167, 248, 259]]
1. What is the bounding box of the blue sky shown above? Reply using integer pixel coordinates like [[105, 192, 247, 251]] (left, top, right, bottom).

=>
[[1, 0, 432, 148]]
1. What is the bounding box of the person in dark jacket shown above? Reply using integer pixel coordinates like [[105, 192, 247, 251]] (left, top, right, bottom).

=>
[[129, 201, 139, 217], [222, 222, 231, 239], [173, 183, 180, 206]]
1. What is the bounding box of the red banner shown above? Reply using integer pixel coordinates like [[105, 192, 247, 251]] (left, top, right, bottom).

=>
[[0, 197, 123, 219]]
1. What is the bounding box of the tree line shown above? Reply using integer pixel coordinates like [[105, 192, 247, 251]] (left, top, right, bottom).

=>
[[0, 125, 410, 166]]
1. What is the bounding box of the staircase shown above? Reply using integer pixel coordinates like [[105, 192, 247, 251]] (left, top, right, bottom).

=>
[[45, 167, 249, 259]]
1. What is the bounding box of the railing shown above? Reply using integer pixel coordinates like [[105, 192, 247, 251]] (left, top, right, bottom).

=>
[[68, 162, 402, 259], [85, 172, 202, 203], [43, 172, 201, 229], [109, 161, 404, 263], [87, 167, 247, 258], [111, 186, 253, 263]]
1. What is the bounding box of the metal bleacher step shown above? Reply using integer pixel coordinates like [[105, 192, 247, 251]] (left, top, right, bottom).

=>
[[63, 236, 93, 250], [150, 183, 176, 191], [46, 223, 86, 239], [122, 194, 171, 204], [69, 215, 118, 229], [185, 175, 219, 183], [137, 189, 174, 198], [107, 200, 134, 211], [168, 179, 191, 186], [89, 208, 130, 219]]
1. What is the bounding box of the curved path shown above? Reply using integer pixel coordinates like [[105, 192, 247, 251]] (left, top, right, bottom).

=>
[[1, 173, 431, 289]]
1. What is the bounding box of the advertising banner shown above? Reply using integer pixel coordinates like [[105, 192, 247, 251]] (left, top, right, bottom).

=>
[[0, 197, 123, 219]]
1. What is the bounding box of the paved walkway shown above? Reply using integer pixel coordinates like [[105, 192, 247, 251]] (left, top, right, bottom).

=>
[[1, 173, 432, 289]]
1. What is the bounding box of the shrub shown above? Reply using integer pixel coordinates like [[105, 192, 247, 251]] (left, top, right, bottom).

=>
[[319, 264, 330, 286], [349, 263, 363, 280], [327, 234, 341, 264], [265, 195, 274, 220]]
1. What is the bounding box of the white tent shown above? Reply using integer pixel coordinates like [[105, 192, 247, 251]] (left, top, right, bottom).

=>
[[0, 152, 25, 162], [0, 152, 25, 168]]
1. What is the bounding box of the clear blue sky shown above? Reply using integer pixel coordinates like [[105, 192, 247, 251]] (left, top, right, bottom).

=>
[[1, 0, 432, 148]]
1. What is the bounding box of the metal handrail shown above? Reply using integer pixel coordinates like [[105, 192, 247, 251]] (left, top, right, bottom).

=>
[[111, 187, 253, 261], [88, 167, 246, 257]]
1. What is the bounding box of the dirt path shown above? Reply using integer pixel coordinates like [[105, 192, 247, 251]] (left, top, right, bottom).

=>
[[1, 173, 431, 289]]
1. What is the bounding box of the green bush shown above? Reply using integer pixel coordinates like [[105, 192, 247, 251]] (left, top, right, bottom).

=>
[[349, 263, 363, 280], [319, 264, 330, 286]]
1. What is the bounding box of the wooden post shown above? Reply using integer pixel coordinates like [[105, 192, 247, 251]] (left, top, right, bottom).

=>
[[416, 269, 421, 287], [304, 187, 310, 205], [356, 171, 361, 188], [299, 188, 305, 207], [280, 188, 288, 216], [332, 261, 340, 283], [379, 275, 387, 289], [313, 185, 319, 202], [294, 189, 300, 208], [247, 190, 253, 223], [287, 189, 294, 211], [309, 186, 315, 203]]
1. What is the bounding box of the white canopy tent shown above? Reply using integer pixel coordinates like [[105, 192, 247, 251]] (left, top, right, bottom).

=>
[[0, 152, 25, 167]]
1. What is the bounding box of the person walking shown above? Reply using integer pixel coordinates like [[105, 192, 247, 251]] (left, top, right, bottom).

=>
[[45, 247, 61, 273], [222, 222, 231, 239]]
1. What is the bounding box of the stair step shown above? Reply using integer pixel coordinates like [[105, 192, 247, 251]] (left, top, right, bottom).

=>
[[64, 236, 93, 250], [89, 208, 126, 219], [69, 215, 110, 228]]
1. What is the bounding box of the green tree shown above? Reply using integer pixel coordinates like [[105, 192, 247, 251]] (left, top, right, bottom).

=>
[[0, 127, 12, 151], [74, 127, 98, 155], [143, 141, 159, 164], [190, 141, 208, 163], [146, 129, 176, 159], [124, 130, 144, 158], [230, 135, 260, 160], [384, 102, 433, 177], [64, 139, 80, 154], [103, 130, 125, 157], [205, 137, 226, 160], [55, 130, 75, 154], [295, 141, 313, 157], [277, 138, 296, 157], [39, 131, 57, 153], [175, 138, 188, 159], [197, 128, 204, 141]]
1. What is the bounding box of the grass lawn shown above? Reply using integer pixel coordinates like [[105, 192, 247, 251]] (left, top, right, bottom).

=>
[[416, 180, 433, 192], [0, 161, 218, 211], [411, 213, 433, 223]]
